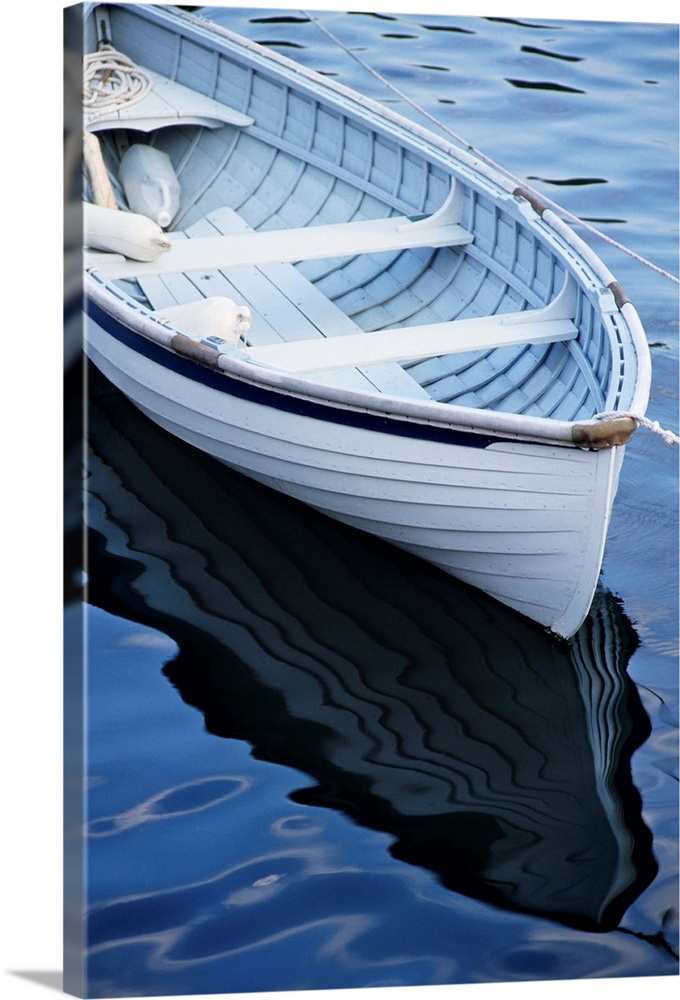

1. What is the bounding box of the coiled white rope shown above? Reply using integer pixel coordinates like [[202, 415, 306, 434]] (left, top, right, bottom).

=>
[[597, 412, 680, 446], [303, 10, 679, 288], [83, 45, 153, 119]]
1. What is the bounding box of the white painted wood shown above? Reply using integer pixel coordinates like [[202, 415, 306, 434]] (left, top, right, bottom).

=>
[[245, 314, 577, 371], [244, 275, 579, 372], [89, 212, 474, 279], [86, 68, 254, 132], [183, 207, 432, 400]]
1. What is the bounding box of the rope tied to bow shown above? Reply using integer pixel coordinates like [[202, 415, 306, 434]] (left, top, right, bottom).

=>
[[596, 412, 680, 447]]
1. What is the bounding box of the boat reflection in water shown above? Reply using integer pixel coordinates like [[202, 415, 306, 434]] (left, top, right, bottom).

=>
[[84, 368, 657, 934]]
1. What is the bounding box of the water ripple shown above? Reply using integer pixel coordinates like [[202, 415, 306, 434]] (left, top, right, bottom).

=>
[[88, 776, 251, 837], [505, 78, 586, 93], [526, 175, 607, 186], [487, 928, 677, 980], [520, 45, 583, 62]]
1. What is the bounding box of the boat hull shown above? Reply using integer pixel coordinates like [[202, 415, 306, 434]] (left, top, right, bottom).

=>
[[79, 2, 650, 638], [85, 302, 623, 638]]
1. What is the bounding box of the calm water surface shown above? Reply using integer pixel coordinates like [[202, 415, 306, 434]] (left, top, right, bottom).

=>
[[78, 7, 679, 997]]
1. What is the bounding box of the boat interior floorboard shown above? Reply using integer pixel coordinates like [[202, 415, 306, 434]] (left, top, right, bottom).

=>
[[137, 206, 432, 400]]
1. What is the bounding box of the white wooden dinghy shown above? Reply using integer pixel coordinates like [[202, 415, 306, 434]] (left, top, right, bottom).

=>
[[82, 2, 652, 638]]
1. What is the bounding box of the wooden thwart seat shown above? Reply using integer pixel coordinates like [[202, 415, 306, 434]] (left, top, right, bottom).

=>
[[87, 181, 472, 279], [89, 213, 473, 279], [243, 276, 579, 373]]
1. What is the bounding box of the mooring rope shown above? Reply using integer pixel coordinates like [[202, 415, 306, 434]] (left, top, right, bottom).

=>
[[596, 412, 680, 447], [83, 45, 153, 118], [303, 11, 679, 287]]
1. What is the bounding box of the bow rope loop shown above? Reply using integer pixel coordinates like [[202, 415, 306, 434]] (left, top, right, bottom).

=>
[[83, 46, 152, 119], [302, 10, 679, 288], [596, 412, 680, 447]]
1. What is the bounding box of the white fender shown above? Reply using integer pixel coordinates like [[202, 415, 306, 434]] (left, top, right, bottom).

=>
[[83, 202, 172, 261], [153, 296, 252, 345]]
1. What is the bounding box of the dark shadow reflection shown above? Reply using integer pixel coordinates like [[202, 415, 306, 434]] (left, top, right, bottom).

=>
[[80, 365, 657, 935]]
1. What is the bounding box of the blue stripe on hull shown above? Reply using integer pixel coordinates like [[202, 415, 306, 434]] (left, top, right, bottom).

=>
[[86, 297, 508, 450]]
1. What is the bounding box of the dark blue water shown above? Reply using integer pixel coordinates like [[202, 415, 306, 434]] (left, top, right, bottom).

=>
[[78, 7, 678, 998]]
